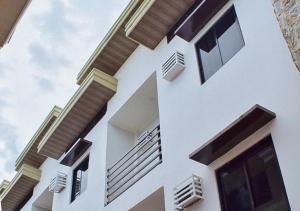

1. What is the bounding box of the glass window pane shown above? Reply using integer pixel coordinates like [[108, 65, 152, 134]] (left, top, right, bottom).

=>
[[196, 29, 223, 82], [216, 8, 244, 64], [81, 170, 88, 193], [71, 156, 89, 202], [218, 161, 253, 211], [75, 171, 82, 197], [216, 137, 290, 211], [246, 144, 290, 211]]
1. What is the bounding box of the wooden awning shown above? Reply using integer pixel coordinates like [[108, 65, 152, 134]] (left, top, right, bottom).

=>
[[76, 0, 143, 85], [38, 68, 117, 160], [15, 106, 62, 171], [189, 105, 276, 165], [172, 0, 228, 42], [125, 0, 196, 49], [0, 164, 41, 211], [60, 139, 92, 167], [0, 0, 31, 47]]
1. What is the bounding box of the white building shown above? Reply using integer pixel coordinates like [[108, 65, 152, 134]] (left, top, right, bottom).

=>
[[1, 0, 300, 210]]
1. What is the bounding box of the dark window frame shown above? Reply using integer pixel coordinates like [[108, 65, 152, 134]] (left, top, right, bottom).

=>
[[71, 155, 90, 203], [215, 135, 291, 211], [195, 6, 244, 84]]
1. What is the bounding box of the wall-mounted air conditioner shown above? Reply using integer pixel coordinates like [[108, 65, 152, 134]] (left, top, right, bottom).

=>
[[137, 130, 153, 146], [138, 130, 150, 142], [173, 174, 203, 210], [49, 172, 67, 193], [162, 51, 185, 81]]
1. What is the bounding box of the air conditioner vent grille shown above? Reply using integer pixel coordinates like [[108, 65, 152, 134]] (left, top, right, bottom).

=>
[[162, 51, 185, 81], [174, 174, 203, 209], [49, 172, 67, 193]]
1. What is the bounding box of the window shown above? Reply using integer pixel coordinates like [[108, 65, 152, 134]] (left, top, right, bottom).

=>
[[216, 136, 290, 211], [71, 156, 89, 202], [196, 7, 244, 83]]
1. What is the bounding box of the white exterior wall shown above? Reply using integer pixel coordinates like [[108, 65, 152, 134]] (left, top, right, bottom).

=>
[[21, 0, 300, 210], [20, 158, 68, 211]]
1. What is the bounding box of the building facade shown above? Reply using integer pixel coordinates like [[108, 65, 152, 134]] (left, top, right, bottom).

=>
[[1, 0, 300, 210]]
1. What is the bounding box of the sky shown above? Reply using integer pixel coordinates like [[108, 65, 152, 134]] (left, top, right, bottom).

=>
[[0, 0, 130, 181]]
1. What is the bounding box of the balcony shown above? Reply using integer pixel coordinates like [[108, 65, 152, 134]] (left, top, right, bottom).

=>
[[104, 73, 161, 204], [106, 125, 162, 204]]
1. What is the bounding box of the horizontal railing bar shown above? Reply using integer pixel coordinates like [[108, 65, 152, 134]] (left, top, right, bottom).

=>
[[107, 152, 162, 197], [108, 125, 160, 171], [108, 134, 160, 176], [108, 132, 160, 174], [107, 137, 160, 180], [106, 159, 162, 204], [107, 143, 161, 186], [107, 144, 161, 188]]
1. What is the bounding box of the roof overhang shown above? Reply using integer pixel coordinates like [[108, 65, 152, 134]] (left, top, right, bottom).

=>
[[38, 68, 117, 159], [173, 0, 228, 42], [189, 105, 276, 165], [15, 106, 62, 171], [76, 0, 143, 85], [0, 164, 41, 211], [0, 0, 31, 47], [125, 0, 197, 49], [0, 180, 9, 196]]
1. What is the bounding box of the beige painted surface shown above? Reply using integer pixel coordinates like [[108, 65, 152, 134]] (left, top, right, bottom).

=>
[[38, 68, 117, 159], [0, 0, 31, 47], [15, 106, 62, 171], [0, 164, 41, 211], [76, 0, 142, 85], [125, 0, 196, 49]]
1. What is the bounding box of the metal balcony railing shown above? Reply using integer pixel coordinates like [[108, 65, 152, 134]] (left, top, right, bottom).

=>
[[105, 125, 162, 205]]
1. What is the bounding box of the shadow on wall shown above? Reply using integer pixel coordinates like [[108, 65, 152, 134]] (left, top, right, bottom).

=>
[[32, 187, 53, 211], [128, 187, 165, 211]]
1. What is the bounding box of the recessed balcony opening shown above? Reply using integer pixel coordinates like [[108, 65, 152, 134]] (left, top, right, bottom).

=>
[[128, 187, 165, 211], [32, 188, 53, 211], [105, 73, 162, 205]]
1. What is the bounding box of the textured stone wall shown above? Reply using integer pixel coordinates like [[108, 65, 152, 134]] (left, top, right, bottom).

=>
[[273, 0, 300, 72]]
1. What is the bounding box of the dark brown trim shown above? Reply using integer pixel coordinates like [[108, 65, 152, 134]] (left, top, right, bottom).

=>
[[189, 104, 276, 165], [61, 139, 92, 166], [167, 0, 228, 42]]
